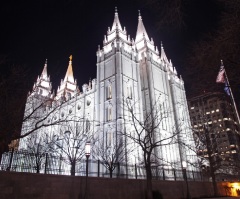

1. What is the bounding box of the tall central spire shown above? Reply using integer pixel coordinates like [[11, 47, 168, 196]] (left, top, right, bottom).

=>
[[100, 7, 129, 55], [41, 59, 48, 79], [111, 7, 123, 31], [135, 10, 150, 42]]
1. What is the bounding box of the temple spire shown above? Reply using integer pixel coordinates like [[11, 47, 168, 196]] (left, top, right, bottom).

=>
[[160, 42, 169, 63], [31, 59, 52, 97], [135, 10, 150, 42], [41, 59, 48, 79], [55, 55, 78, 100], [63, 55, 74, 83], [111, 7, 123, 31]]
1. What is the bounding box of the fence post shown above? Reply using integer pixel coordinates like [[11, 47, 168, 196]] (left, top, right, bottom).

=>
[[44, 153, 48, 174], [117, 162, 120, 178], [162, 167, 165, 180], [135, 164, 137, 179], [59, 155, 62, 175], [174, 169, 176, 181], [97, 160, 100, 177], [126, 163, 128, 179], [155, 166, 158, 180]]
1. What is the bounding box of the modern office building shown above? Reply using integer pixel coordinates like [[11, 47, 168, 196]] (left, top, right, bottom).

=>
[[188, 92, 240, 177]]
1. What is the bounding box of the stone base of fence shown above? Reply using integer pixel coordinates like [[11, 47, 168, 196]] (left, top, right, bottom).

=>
[[0, 171, 233, 199]]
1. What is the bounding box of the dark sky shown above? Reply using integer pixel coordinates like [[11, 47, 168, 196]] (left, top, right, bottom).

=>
[[0, 0, 220, 95]]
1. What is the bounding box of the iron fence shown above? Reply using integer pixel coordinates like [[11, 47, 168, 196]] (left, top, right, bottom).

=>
[[0, 150, 207, 181]]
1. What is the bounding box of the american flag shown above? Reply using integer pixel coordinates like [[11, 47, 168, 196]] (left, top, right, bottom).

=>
[[216, 65, 225, 83], [224, 82, 230, 96]]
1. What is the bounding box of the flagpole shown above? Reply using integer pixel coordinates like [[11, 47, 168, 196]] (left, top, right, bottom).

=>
[[222, 61, 240, 126]]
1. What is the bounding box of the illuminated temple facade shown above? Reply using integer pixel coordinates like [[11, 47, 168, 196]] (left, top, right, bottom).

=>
[[18, 9, 197, 173]]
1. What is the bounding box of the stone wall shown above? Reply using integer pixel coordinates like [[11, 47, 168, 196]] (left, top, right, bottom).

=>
[[0, 171, 227, 199]]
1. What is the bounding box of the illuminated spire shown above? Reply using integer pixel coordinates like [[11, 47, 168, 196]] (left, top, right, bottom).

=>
[[160, 42, 169, 63], [31, 59, 52, 97], [55, 55, 79, 100], [41, 59, 48, 79], [63, 55, 74, 83], [111, 7, 123, 31], [135, 10, 150, 42]]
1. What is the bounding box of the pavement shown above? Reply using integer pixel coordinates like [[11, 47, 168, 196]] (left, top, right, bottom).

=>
[[199, 197, 240, 199]]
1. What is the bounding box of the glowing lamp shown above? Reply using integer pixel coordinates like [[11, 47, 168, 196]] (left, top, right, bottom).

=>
[[182, 161, 187, 169], [85, 142, 91, 158]]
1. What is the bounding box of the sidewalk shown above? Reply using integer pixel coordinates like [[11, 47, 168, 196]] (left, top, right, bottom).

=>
[[200, 197, 240, 199]]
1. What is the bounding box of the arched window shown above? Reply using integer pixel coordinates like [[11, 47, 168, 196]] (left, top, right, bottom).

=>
[[107, 131, 112, 146], [106, 104, 112, 121], [85, 119, 90, 132], [106, 83, 112, 100], [127, 81, 132, 99]]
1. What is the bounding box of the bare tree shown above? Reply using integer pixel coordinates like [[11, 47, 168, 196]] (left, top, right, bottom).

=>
[[184, 0, 240, 98], [23, 132, 52, 173], [92, 137, 131, 178], [51, 119, 94, 176], [191, 121, 240, 197], [0, 57, 31, 161], [0, 56, 80, 162], [190, 120, 222, 196], [121, 99, 186, 199]]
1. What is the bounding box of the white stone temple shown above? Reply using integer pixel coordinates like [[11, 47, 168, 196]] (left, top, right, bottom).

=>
[[18, 8, 197, 175]]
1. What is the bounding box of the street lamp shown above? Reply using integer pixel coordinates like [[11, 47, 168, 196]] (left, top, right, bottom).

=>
[[84, 142, 91, 199], [182, 161, 191, 199]]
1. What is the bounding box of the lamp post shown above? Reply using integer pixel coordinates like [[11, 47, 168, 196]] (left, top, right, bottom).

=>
[[182, 161, 191, 199], [84, 142, 91, 199]]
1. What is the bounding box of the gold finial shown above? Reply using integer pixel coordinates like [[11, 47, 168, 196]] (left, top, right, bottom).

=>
[[69, 55, 72, 61]]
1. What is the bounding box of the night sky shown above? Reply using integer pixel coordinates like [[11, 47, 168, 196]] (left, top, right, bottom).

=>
[[0, 0, 224, 96]]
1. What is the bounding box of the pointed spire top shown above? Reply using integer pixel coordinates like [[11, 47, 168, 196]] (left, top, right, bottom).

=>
[[221, 59, 224, 66], [160, 42, 169, 63], [31, 58, 52, 97], [135, 11, 150, 42], [63, 55, 74, 83], [111, 7, 123, 31], [41, 59, 48, 79], [138, 10, 142, 20]]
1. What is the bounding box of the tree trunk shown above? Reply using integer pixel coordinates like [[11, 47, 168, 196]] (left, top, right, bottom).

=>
[[205, 127, 218, 196], [110, 170, 113, 178], [209, 161, 218, 196], [36, 164, 40, 173], [71, 162, 76, 176], [0, 150, 3, 164], [146, 164, 153, 199]]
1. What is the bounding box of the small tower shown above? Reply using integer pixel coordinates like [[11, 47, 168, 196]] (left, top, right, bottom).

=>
[[135, 10, 156, 55], [30, 59, 53, 98], [55, 55, 79, 101]]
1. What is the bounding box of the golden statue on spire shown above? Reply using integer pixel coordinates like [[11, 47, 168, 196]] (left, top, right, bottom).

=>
[[69, 55, 72, 61]]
